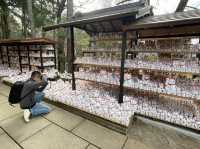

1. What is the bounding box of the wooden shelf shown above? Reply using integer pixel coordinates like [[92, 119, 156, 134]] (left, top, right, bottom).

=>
[[43, 65, 55, 67], [8, 55, 19, 57], [76, 77, 119, 87], [7, 50, 26, 51], [75, 62, 120, 69], [82, 50, 200, 54], [76, 77, 198, 101], [30, 64, 55, 67], [125, 86, 196, 100], [90, 38, 134, 42], [127, 50, 200, 54], [30, 56, 55, 58], [29, 49, 55, 52], [82, 50, 121, 53], [75, 62, 200, 75]]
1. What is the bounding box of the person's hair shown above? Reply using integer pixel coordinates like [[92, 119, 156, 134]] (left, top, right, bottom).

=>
[[31, 71, 41, 79]]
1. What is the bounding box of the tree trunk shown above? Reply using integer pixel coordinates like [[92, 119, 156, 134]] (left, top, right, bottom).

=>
[[22, 4, 28, 38], [0, 1, 10, 39], [56, 0, 68, 73], [175, 0, 188, 12], [66, 0, 73, 73], [27, 0, 35, 37]]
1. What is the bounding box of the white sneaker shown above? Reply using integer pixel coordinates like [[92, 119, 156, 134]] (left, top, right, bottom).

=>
[[24, 109, 31, 122]]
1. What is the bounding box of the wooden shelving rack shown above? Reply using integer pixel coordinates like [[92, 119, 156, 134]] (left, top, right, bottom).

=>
[[0, 38, 56, 72]]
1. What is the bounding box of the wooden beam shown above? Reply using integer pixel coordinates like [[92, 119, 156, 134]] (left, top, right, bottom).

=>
[[138, 24, 200, 39], [124, 18, 200, 31]]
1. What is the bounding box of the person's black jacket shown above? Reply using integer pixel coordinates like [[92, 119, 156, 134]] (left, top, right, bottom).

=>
[[20, 76, 48, 109]]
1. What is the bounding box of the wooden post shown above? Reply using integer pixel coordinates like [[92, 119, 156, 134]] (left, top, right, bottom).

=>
[[119, 31, 127, 104], [27, 45, 31, 71], [6, 46, 10, 67], [70, 26, 76, 90], [66, 0, 74, 73], [39, 45, 44, 72], [53, 44, 57, 69], [0, 46, 4, 64], [17, 45, 22, 72]]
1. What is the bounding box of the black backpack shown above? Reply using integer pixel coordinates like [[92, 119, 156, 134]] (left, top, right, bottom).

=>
[[8, 81, 24, 105]]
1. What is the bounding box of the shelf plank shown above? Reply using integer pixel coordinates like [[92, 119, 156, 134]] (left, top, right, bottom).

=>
[[30, 56, 55, 58], [90, 37, 134, 42], [82, 50, 200, 54], [75, 77, 198, 101], [127, 50, 200, 54], [76, 77, 119, 87], [82, 50, 121, 53], [74, 62, 200, 75], [30, 64, 55, 67]]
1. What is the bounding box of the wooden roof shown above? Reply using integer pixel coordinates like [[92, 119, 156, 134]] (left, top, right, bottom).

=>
[[123, 9, 200, 38], [125, 9, 200, 30], [43, 1, 152, 33], [0, 38, 55, 46]]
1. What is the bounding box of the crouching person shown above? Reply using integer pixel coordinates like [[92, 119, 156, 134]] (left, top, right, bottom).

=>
[[20, 71, 51, 122]]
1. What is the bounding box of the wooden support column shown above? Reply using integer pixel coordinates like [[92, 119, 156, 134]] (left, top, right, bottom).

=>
[[119, 31, 127, 104], [70, 26, 76, 90], [53, 44, 57, 69], [0, 46, 4, 64], [6, 46, 10, 67], [27, 45, 31, 71], [17, 45, 22, 72], [39, 45, 44, 72]]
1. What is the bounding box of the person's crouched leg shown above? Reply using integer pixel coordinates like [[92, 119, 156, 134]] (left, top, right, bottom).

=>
[[30, 103, 51, 117]]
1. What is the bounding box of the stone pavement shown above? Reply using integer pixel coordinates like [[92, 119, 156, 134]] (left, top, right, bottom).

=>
[[0, 82, 200, 149]]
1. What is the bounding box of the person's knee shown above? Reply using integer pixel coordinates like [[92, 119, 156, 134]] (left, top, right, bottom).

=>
[[43, 107, 51, 114], [40, 92, 45, 98]]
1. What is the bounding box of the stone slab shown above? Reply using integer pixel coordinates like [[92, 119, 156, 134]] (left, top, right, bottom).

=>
[[124, 118, 200, 149], [21, 124, 89, 149], [0, 133, 21, 149], [73, 120, 126, 149], [0, 128, 4, 135], [45, 108, 84, 131], [0, 94, 7, 104], [0, 103, 22, 121], [0, 114, 51, 143], [0, 84, 10, 96], [87, 145, 99, 149]]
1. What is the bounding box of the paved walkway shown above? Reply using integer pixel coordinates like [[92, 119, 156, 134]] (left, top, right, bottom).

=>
[[0, 82, 199, 149]]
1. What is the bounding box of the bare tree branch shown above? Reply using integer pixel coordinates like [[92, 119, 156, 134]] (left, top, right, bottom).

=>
[[175, 0, 189, 12]]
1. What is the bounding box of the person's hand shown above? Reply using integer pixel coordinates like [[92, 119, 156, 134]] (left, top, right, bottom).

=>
[[42, 69, 48, 76]]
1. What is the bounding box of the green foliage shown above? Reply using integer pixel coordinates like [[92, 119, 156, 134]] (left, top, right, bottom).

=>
[[33, 1, 54, 28], [74, 28, 90, 55]]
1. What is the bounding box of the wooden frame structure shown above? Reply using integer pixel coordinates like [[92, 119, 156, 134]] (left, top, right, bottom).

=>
[[43, 0, 152, 103], [0, 38, 57, 72], [42, 3, 200, 105]]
